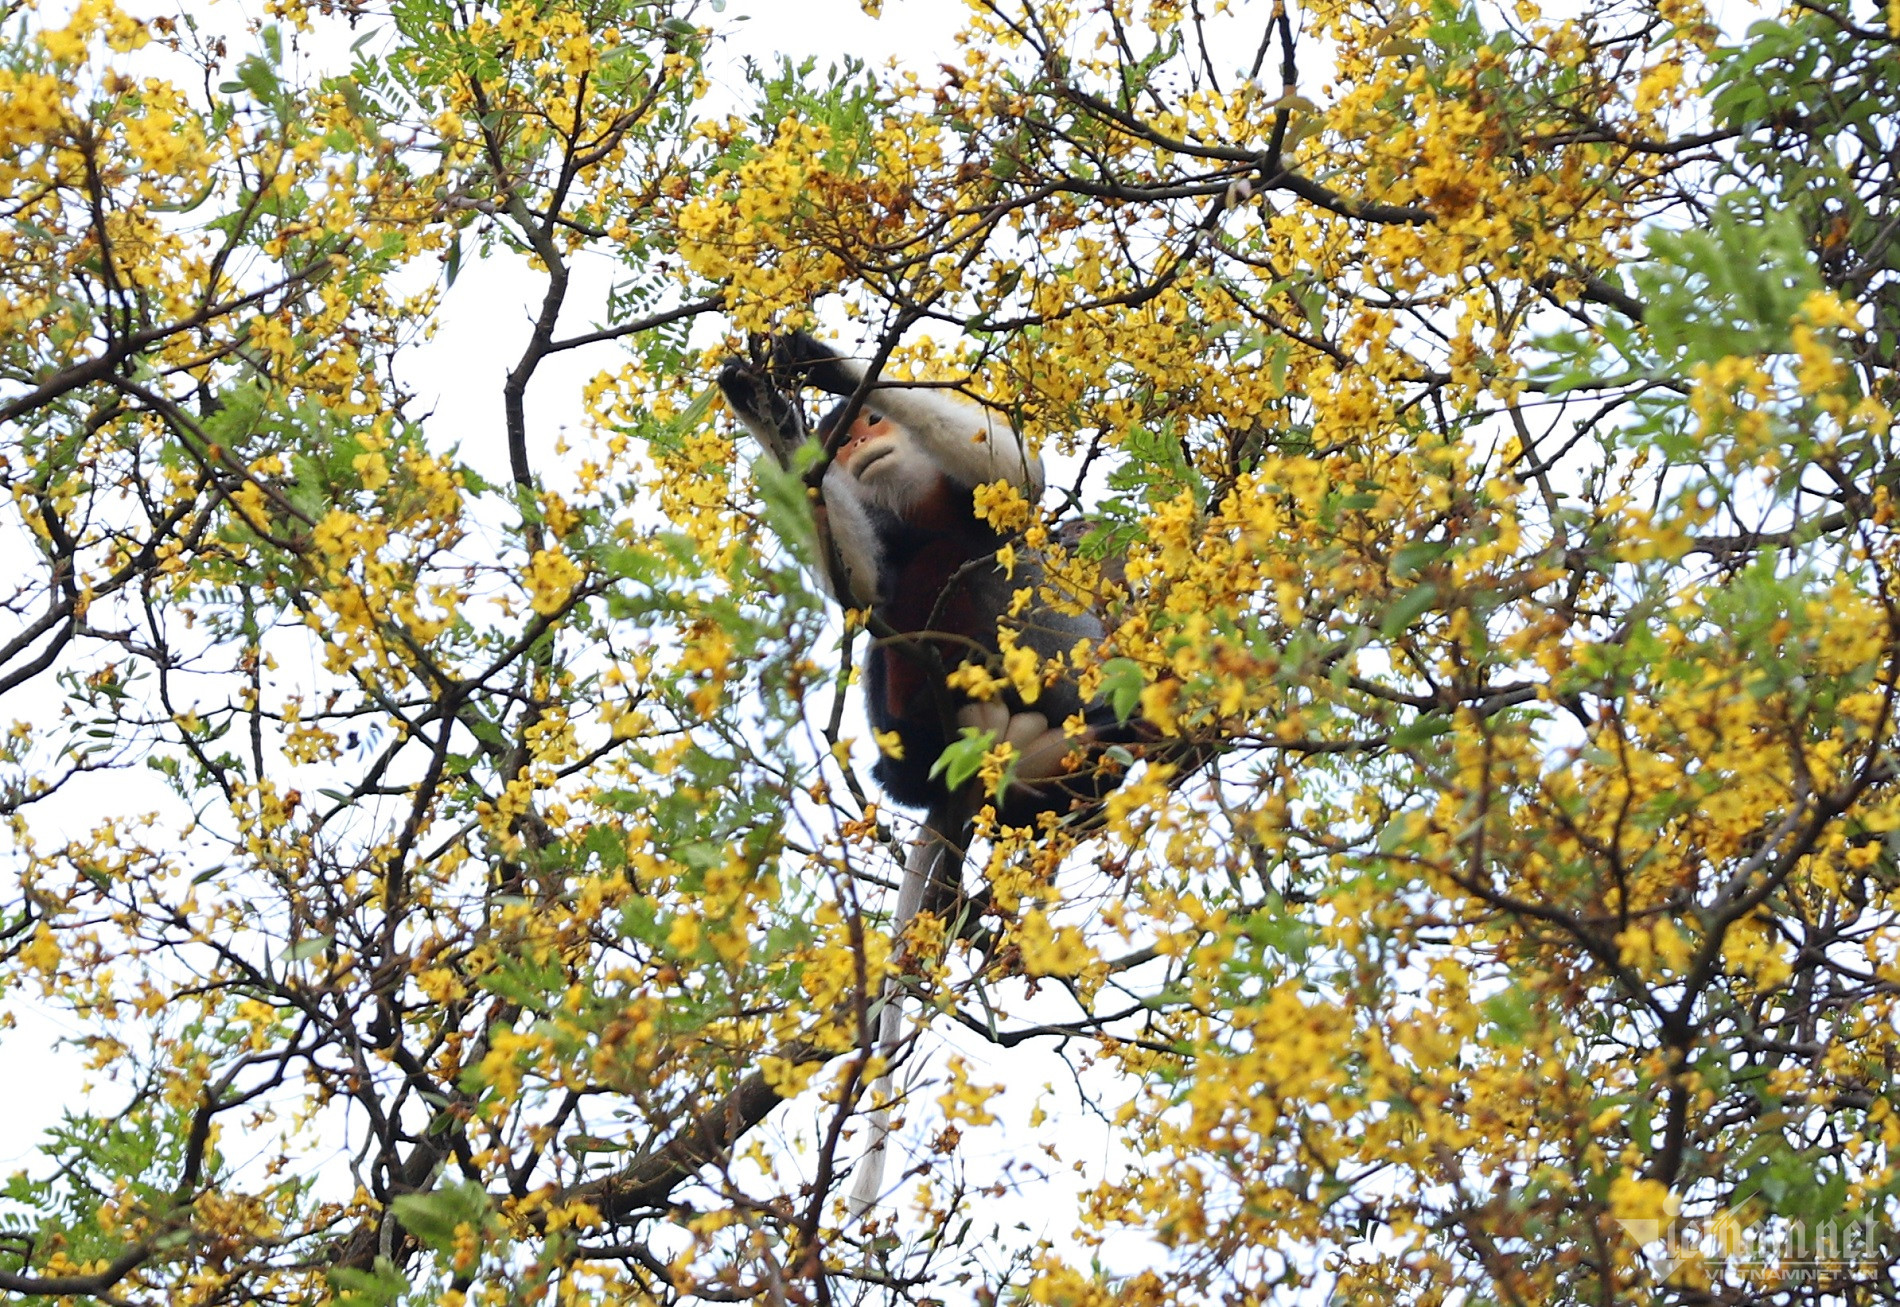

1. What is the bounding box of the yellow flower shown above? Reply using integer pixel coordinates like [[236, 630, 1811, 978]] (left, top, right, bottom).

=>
[[523, 548, 584, 616], [1017, 909, 1092, 977], [21, 924, 61, 975], [1608, 1172, 1679, 1229], [760, 1056, 818, 1096], [1002, 641, 1041, 704], [936, 1056, 998, 1126]]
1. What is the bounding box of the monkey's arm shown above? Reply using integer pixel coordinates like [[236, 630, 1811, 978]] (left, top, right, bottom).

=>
[[717, 356, 808, 468], [719, 354, 883, 607], [775, 333, 1044, 498], [815, 467, 884, 609]]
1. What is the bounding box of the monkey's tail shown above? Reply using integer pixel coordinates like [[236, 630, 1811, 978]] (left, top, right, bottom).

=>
[[846, 809, 965, 1219]]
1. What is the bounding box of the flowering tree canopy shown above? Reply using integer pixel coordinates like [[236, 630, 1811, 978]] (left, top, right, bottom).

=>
[[3, 0, 1899, 1302]]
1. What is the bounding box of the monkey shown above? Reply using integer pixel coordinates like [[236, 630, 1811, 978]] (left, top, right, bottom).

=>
[[720, 332, 1130, 823], [717, 332, 1136, 1215]]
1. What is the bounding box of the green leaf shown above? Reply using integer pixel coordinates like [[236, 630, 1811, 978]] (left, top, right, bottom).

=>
[[1391, 541, 1448, 579], [930, 728, 996, 792], [1100, 658, 1146, 724], [330, 1258, 408, 1307], [750, 448, 821, 569], [281, 935, 332, 962], [643, 385, 716, 457], [1381, 582, 1438, 638], [1481, 985, 1537, 1044], [1375, 812, 1418, 854], [390, 1180, 492, 1254], [1389, 714, 1452, 749]]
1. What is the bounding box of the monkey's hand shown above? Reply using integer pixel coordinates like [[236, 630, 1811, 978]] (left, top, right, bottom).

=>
[[717, 357, 807, 468], [771, 331, 865, 398]]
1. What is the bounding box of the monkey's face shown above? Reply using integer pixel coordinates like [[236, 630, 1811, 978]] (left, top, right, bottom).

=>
[[835, 411, 939, 511]]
